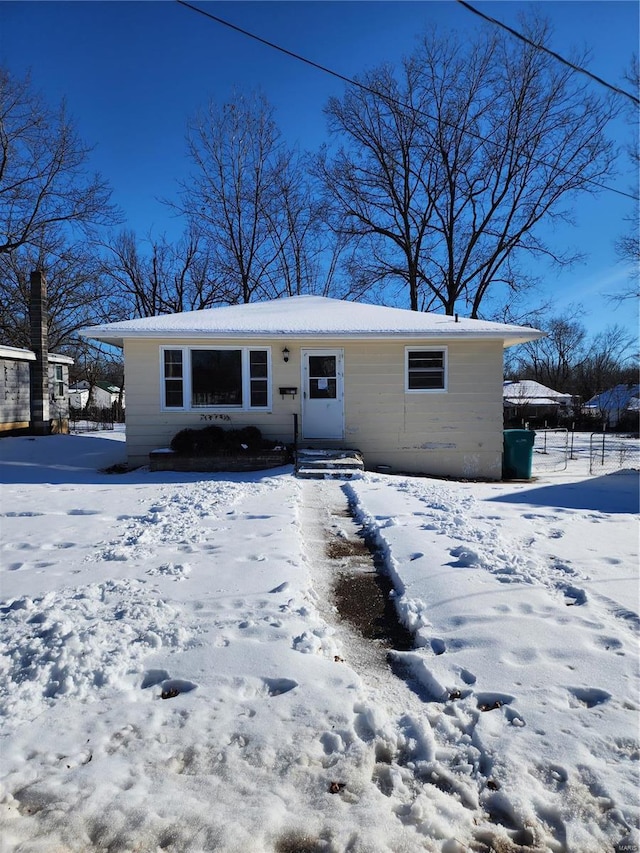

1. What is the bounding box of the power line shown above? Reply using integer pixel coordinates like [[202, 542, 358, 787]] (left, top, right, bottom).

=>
[[456, 0, 640, 107], [176, 0, 639, 203], [176, 0, 375, 92]]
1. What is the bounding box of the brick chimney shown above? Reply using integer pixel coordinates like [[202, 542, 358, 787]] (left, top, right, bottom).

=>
[[29, 269, 50, 435]]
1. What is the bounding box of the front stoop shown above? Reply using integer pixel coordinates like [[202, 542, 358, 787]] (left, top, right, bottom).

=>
[[295, 448, 365, 480]]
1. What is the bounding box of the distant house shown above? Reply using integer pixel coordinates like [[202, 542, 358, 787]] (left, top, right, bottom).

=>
[[69, 380, 125, 411], [81, 295, 542, 479], [503, 380, 573, 424], [583, 384, 640, 428], [0, 344, 74, 433]]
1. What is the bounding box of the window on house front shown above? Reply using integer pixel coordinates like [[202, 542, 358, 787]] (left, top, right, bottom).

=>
[[191, 349, 242, 406], [248, 350, 269, 407], [163, 350, 184, 408], [161, 347, 271, 411], [405, 348, 447, 392], [53, 365, 64, 397]]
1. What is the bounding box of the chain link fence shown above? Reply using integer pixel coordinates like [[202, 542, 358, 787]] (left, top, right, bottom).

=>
[[532, 428, 569, 473], [69, 407, 120, 432], [589, 433, 640, 475]]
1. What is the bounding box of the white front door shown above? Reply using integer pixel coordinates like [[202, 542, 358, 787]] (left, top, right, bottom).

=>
[[301, 349, 344, 439]]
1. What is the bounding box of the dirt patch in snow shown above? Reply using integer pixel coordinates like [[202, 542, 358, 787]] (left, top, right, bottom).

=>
[[333, 569, 414, 650], [325, 499, 415, 652]]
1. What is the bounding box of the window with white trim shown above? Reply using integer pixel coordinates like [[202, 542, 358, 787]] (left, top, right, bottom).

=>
[[161, 347, 271, 411], [53, 364, 65, 398], [163, 349, 184, 408], [405, 347, 447, 392]]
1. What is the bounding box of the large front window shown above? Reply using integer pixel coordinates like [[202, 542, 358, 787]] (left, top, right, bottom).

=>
[[191, 349, 242, 406], [161, 347, 271, 411]]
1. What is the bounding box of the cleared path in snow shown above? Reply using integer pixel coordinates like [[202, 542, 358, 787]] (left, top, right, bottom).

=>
[[299, 479, 560, 853]]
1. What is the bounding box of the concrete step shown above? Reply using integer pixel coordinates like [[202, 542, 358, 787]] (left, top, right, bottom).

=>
[[295, 448, 364, 479], [296, 467, 363, 480], [300, 459, 363, 470]]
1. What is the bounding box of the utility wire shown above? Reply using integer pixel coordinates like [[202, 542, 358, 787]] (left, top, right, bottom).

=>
[[456, 0, 640, 107], [176, 0, 639, 203], [176, 0, 380, 93]]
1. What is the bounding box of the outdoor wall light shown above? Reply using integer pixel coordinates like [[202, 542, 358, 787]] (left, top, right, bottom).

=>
[[282, 347, 290, 363]]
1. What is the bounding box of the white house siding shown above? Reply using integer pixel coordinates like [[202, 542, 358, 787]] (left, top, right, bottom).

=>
[[71, 382, 124, 409], [124, 337, 504, 478], [124, 338, 300, 467], [342, 339, 503, 478], [69, 389, 90, 409]]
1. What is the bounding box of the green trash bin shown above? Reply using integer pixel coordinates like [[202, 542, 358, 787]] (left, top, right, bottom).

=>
[[503, 429, 536, 479]]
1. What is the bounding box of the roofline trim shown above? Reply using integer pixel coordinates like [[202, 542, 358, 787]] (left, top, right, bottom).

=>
[[81, 329, 543, 347]]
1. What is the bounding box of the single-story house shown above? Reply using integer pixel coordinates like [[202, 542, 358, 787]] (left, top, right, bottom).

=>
[[0, 344, 74, 433], [69, 380, 125, 410], [583, 384, 640, 427], [503, 379, 574, 422], [80, 295, 543, 478]]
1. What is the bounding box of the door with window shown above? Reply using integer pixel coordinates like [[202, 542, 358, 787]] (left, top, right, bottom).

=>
[[301, 349, 344, 439]]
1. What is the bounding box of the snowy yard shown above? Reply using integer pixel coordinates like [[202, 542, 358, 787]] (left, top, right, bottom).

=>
[[0, 432, 638, 853]]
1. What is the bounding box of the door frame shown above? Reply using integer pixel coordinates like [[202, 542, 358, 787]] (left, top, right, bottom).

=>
[[301, 348, 345, 440]]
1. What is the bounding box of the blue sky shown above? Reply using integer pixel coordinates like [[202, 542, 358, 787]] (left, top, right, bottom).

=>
[[1, 1, 638, 340]]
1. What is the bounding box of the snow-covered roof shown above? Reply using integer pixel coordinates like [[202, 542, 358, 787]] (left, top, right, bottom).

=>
[[80, 296, 543, 348], [0, 344, 73, 364], [0, 344, 35, 361], [584, 384, 640, 412], [95, 381, 121, 393], [503, 380, 573, 406]]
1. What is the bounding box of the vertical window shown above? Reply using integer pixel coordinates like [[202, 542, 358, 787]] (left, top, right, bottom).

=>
[[406, 348, 447, 392], [249, 350, 268, 407], [53, 364, 64, 397], [163, 349, 184, 408]]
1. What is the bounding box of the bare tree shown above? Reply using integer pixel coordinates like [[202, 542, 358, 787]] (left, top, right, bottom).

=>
[[573, 324, 638, 402], [612, 56, 639, 302], [0, 67, 119, 255], [509, 313, 637, 400], [101, 228, 220, 318], [512, 310, 587, 390], [0, 232, 111, 351], [69, 339, 124, 402], [178, 92, 285, 303], [316, 63, 437, 311], [319, 18, 618, 316], [178, 91, 330, 303], [263, 150, 322, 296]]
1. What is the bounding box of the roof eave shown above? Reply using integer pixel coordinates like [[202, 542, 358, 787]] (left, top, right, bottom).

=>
[[80, 329, 544, 346], [501, 331, 546, 348]]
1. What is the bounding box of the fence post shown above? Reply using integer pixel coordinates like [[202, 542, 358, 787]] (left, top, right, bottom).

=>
[[570, 424, 575, 460]]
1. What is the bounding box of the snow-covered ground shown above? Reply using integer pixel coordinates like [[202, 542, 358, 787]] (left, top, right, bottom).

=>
[[0, 431, 638, 853]]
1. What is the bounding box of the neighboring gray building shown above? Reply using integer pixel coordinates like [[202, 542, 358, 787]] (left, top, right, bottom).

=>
[[0, 344, 74, 433]]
